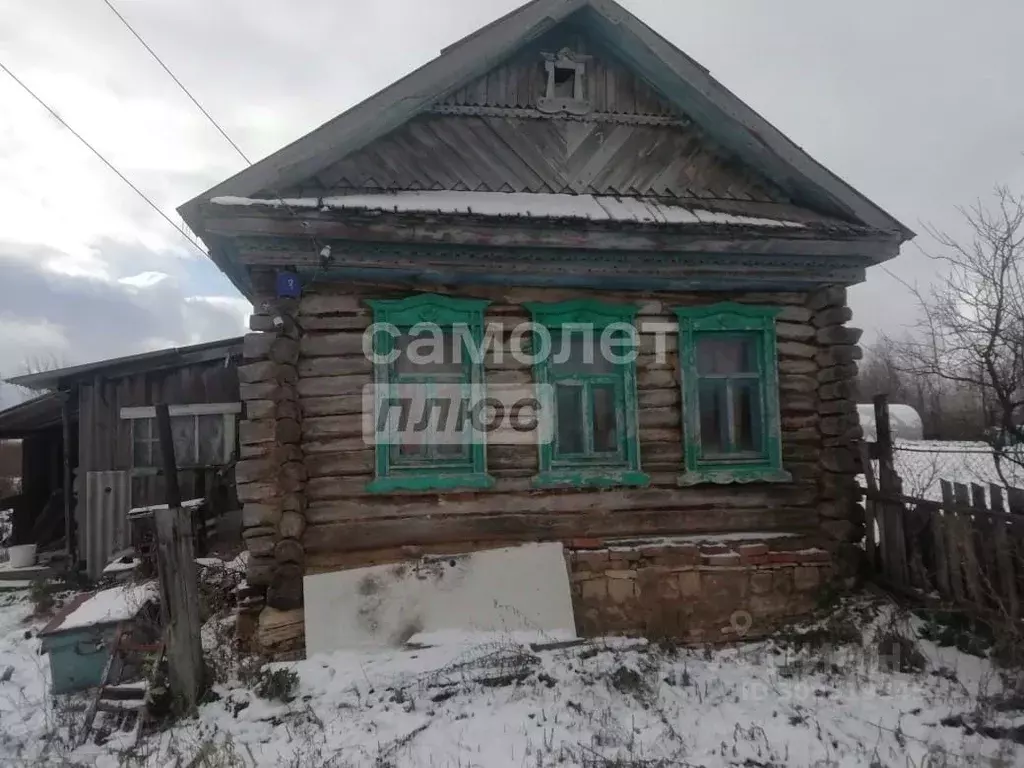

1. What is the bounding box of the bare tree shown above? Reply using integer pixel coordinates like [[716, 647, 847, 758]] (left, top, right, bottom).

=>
[[890, 186, 1024, 482], [1, 354, 69, 406], [857, 337, 908, 403]]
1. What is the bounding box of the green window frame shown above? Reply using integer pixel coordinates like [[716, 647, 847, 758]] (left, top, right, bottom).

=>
[[675, 303, 791, 485], [525, 299, 648, 490], [366, 294, 494, 494]]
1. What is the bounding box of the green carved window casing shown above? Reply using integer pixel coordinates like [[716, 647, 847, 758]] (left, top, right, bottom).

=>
[[525, 300, 649, 490], [675, 303, 791, 485], [366, 294, 494, 493]]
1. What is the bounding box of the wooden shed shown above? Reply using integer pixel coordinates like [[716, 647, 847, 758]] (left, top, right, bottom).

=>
[[178, 0, 913, 655], [5, 338, 244, 577]]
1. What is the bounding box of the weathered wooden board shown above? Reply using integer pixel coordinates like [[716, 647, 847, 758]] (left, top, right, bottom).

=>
[[302, 505, 816, 554], [299, 111, 786, 200]]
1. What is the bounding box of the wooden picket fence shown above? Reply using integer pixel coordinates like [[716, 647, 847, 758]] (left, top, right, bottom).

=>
[[862, 395, 1024, 622]]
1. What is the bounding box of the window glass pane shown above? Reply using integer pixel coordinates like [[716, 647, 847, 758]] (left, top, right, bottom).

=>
[[550, 332, 614, 375], [436, 442, 468, 459], [394, 330, 461, 375], [696, 336, 757, 375], [171, 415, 196, 465], [698, 380, 728, 456], [732, 381, 762, 453], [132, 419, 155, 467], [395, 436, 428, 461], [555, 384, 585, 455], [198, 414, 227, 464], [591, 384, 619, 454]]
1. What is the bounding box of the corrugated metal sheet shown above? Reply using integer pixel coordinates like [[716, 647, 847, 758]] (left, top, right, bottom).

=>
[[84, 471, 130, 579]]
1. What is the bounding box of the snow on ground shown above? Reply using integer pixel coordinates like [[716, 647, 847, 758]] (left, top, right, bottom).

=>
[[0, 588, 1020, 767], [868, 440, 1024, 501], [0, 590, 88, 765]]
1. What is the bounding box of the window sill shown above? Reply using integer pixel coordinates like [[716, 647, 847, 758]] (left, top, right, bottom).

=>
[[532, 469, 650, 490], [678, 468, 792, 486], [366, 473, 495, 494]]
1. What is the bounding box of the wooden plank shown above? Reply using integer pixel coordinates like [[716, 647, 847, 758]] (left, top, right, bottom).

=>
[[1006, 486, 1024, 616], [1008, 487, 1024, 515], [483, 116, 566, 192], [154, 405, 181, 509], [941, 480, 966, 604], [212, 211, 899, 257], [303, 506, 817, 554], [873, 395, 907, 586], [61, 393, 74, 563], [971, 482, 998, 607], [297, 356, 372, 378], [989, 484, 1019, 620], [516, 56, 534, 108], [858, 440, 878, 570], [154, 506, 205, 712], [306, 478, 816, 515], [954, 482, 984, 607]]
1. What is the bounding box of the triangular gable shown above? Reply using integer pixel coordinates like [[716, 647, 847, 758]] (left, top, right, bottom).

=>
[[180, 0, 911, 240], [281, 30, 791, 202]]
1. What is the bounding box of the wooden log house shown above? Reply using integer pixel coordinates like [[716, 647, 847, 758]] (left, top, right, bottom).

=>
[[179, 0, 913, 655]]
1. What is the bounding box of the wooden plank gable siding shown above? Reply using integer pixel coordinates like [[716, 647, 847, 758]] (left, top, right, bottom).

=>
[[286, 114, 789, 201], [273, 27, 788, 203], [244, 279, 828, 572], [437, 28, 678, 116]]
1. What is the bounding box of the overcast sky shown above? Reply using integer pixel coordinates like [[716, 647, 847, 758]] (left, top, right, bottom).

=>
[[2, 0, 1023, 407]]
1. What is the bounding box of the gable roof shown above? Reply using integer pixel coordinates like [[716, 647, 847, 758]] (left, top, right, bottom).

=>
[[180, 0, 912, 299]]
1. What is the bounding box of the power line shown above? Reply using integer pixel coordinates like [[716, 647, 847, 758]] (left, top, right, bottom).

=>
[[100, 0, 328, 275], [0, 58, 208, 257], [100, 0, 251, 165], [894, 445, 1016, 456]]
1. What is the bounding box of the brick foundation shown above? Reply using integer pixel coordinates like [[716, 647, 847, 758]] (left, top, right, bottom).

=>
[[566, 536, 832, 642]]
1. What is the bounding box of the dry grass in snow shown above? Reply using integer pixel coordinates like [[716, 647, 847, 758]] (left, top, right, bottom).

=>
[[1, 589, 1021, 767]]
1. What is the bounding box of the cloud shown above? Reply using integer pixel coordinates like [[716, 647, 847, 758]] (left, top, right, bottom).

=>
[[0, 246, 249, 385], [1, 0, 1023, 364], [119, 271, 170, 289]]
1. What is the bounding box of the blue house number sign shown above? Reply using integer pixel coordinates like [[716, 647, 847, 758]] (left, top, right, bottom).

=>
[[276, 271, 301, 298]]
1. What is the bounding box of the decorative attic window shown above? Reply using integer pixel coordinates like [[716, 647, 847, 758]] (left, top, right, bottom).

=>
[[538, 48, 591, 115], [674, 304, 791, 486]]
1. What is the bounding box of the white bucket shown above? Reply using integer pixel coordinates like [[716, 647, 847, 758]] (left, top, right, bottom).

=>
[[7, 544, 37, 569]]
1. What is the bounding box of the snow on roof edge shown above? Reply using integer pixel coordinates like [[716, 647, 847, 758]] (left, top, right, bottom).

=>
[[210, 192, 807, 228]]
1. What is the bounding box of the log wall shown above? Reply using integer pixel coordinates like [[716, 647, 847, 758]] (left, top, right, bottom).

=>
[[237, 273, 863, 654]]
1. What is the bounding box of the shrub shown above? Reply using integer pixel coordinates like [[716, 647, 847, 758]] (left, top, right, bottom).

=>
[[28, 579, 58, 615], [251, 667, 299, 703]]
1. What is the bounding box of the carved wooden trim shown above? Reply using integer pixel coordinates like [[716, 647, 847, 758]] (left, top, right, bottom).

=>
[[428, 104, 690, 127]]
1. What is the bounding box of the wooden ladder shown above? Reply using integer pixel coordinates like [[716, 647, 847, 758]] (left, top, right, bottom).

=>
[[80, 625, 165, 748]]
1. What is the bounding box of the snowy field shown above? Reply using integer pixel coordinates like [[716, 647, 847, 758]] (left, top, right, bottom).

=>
[[1, 589, 1022, 767]]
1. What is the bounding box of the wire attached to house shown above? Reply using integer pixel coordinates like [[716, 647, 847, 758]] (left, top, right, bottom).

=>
[[100, 0, 252, 166], [0, 57, 208, 258], [101, 0, 329, 293]]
